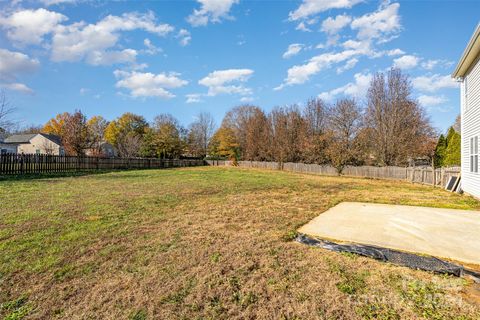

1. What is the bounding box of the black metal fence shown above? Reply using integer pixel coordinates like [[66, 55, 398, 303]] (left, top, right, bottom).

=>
[[0, 153, 205, 175]]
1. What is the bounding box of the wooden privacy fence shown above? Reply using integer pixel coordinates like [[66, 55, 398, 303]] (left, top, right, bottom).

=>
[[206, 160, 460, 187], [0, 153, 205, 175]]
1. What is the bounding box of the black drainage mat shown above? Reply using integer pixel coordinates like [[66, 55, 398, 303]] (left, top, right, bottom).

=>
[[296, 233, 480, 281]]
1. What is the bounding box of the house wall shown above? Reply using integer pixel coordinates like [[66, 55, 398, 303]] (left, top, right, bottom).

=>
[[461, 54, 480, 198], [17, 135, 64, 155]]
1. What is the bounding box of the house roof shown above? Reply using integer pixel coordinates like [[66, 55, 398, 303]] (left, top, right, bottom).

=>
[[41, 133, 62, 146], [4, 133, 37, 144], [4, 133, 62, 146], [452, 23, 480, 78]]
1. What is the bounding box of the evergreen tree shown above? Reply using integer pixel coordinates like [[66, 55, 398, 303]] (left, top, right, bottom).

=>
[[434, 134, 447, 167], [444, 127, 461, 166]]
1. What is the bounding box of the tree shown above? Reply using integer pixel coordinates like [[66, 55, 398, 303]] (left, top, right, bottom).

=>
[[0, 90, 15, 133], [43, 112, 69, 136], [269, 105, 306, 164], [452, 115, 461, 133], [13, 125, 43, 134], [222, 105, 264, 159], [42, 139, 57, 155], [243, 108, 271, 161], [364, 68, 434, 165], [325, 99, 363, 173], [443, 127, 461, 166], [141, 114, 185, 159], [303, 98, 330, 164], [87, 116, 108, 156], [62, 110, 90, 156], [209, 127, 239, 160], [187, 112, 216, 158], [104, 113, 148, 157], [43, 111, 91, 155], [434, 134, 447, 167], [116, 132, 142, 158]]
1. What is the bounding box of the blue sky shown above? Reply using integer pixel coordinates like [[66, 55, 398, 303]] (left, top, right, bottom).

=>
[[0, 0, 478, 132]]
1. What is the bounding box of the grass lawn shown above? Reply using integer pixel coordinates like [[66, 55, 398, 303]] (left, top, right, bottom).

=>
[[1, 166, 480, 319]]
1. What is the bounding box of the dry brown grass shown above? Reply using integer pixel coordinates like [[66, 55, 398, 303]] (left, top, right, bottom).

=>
[[1, 166, 479, 319]]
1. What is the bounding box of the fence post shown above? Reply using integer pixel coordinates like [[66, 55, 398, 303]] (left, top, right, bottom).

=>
[[20, 154, 25, 174]]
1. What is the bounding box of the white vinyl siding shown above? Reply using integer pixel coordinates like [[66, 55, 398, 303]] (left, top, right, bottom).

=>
[[461, 54, 480, 197]]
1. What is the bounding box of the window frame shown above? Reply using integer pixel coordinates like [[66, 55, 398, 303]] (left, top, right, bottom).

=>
[[471, 136, 478, 173]]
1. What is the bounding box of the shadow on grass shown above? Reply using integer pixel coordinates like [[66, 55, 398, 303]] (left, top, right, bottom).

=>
[[0, 165, 209, 182], [0, 170, 116, 181]]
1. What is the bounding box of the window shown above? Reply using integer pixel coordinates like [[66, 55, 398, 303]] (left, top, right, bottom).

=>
[[471, 136, 478, 173], [36, 149, 40, 155]]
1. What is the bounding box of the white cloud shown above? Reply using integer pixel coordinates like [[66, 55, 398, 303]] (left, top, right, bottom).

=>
[[88, 49, 138, 66], [418, 94, 448, 107], [276, 49, 362, 89], [186, 93, 203, 103], [0, 49, 39, 95], [351, 2, 401, 42], [321, 14, 351, 35], [318, 72, 372, 101], [114, 69, 188, 99], [143, 38, 162, 55], [199, 68, 253, 96], [386, 48, 404, 56], [0, 49, 39, 80], [0, 8, 67, 45], [187, 0, 239, 27], [283, 43, 303, 59], [41, 0, 77, 5], [278, 3, 403, 90], [289, 0, 363, 21], [393, 55, 419, 69], [240, 96, 254, 103], [177, 29, 191, 46], [336, 57, 358, 73], [3, 82, 34, 95], [421, 59, 453, 70], [421, 59, 439, 70], [79, 87, 89, 95], [295, 21, 312, 32], [51, 11, 173, 65], [412, 74, 458, 92]]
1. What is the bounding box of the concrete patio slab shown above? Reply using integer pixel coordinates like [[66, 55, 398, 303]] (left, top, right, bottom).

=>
[[298, 202, 480, 265]]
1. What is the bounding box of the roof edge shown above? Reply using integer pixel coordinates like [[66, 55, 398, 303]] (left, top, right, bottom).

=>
[[453, 23, 480, 78]]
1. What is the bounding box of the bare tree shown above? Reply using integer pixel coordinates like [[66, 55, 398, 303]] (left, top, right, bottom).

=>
[[0, 90, 15, 133], [42, 139, 56, 155], [365, 68, 434, 165], [187, 112, 216, 157], [116, 132, 142, 158], [269, 105, 306, 164], [326, 99, 363, 173], [243, 108, 271, 161], [13, 125, 43, 134], [303, 97, 330, 163], [222, 105, 263, 159], [452, 114, 461, 133], [87, 116, 108, 156]]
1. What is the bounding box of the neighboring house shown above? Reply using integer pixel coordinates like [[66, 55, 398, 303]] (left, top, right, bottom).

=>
[[85, 142, 117, 157], [0, 141, 18, 154], [3, 133, 64, 155], [453, 23, 480, 198]]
